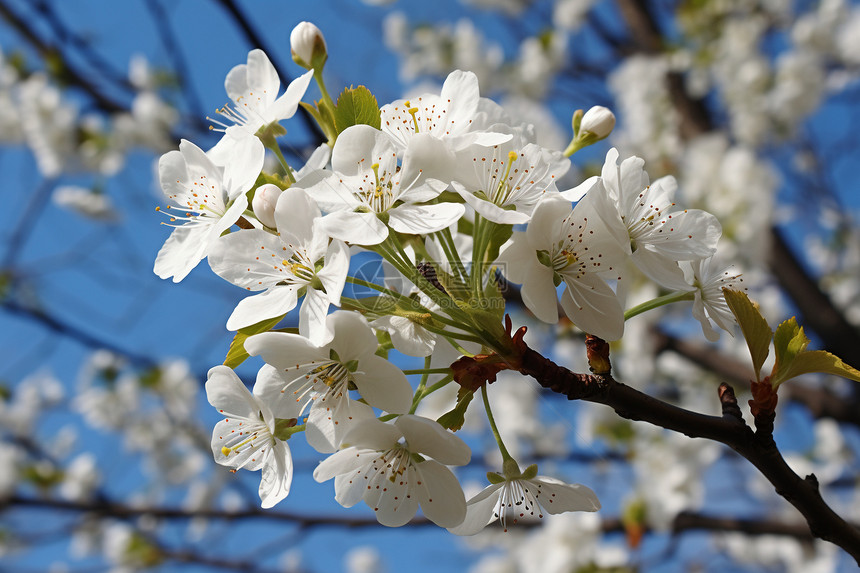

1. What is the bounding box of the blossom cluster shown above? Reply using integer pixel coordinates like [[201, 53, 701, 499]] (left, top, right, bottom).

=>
[[153, 22, 739, 533]]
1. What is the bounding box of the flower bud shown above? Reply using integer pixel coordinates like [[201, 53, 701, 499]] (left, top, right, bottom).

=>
[[252, 184, 283, 229], [290, 22, 327, 71], [579, 106, 616, 140]]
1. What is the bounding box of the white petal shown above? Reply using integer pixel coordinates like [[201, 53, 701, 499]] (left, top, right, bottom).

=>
[[396, 415, 471, 466], [328, 311, 378, 360], [632, 248, 693, 288], [533, 476, 600, 514], [319, 211, 388, 245], [300, 287, 334, 346], [217, 130, 266, 199], [457, 186, 531, 225], [520, 261, 559, 324], [370, 315, 436, 357], [353, 355, 413, 414], [560, 275, 624, 341], [245, 331, 328, 371], [331, 124, 397, 175], [153, 225, 210, 283], [252, 364, 305, 420], [495, 233, 536, 285], [559, 175, 599, 202], [205, 365, 260, 419], [258, 442, 293, 508], [207, 229, 291, 290], [305, 398, 375, 454], [388, 203, 465, 235], [274, 187, 321, 246], [368, 466, 420, 527], [318, 240, 349, 306], [413, 460, 467, 528], [268, 69, 313, 121], [225, 286, 298, 331], [340, 417, 402, 450], [525, 196, 572, 250], [447, 483, 504, 535]]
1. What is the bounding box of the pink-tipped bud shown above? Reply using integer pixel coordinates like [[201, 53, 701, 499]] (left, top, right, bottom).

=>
[[290, 22, 327, 70], [252, 184, 283, 229]]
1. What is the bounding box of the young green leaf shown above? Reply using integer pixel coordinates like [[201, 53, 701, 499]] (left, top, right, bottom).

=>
[[774, 350, 860, 387], [723, 288, 772, 381], [223, 313, 286, 369], [770, 317, 808, 386], [334, 86, 381, 133]]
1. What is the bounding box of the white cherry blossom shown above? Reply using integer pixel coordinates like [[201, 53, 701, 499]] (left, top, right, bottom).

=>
[[449, 464, 600, 535], [213, 49, 313, 136], [380, 69, 509, 153], [593, 148, 722, 285], [208, 187, 348, 344], [245, 311, 413, 453], [496, 192, 626, 340], [154, 130, 264, 283], [206, 365, 297, 509], [299, 124, 463, 245], [313, 415, 470, 527], [450, 129, 570, 224]]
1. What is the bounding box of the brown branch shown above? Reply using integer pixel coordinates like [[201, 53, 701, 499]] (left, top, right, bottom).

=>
[[517, 344, 860, 563], [2, 495, 829, 543]]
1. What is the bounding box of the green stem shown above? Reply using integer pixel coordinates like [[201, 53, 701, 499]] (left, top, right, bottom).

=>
[[624, 290, 695, 321], [313, 69, 335, 112], [409, 373, 454, 414], [482, 385, 513, 462], [437, 227, 468, 282], [259, 133, 295, 183], [408, 356, 433, 414], [402, 368, 452, 375]]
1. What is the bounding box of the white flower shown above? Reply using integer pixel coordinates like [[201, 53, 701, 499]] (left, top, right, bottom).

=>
[[380, 69, 510, 153], [677, 258, 742, 342], [313, 415, 470, 527], [245, 311, 413, 453], [579, 105, 616, 139], [154, 130, 264, 283], [497, 192, 626, 340], [213, 49, 313, 136], [208, 187, 349, 343], [593, 148, 722, 285], [450, 132, 570, 224], [299, 124, 462, 245], [449, 463, 600, 535], [206, 365, 296, 509]]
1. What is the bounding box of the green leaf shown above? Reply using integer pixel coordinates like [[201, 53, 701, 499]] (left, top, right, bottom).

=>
[[723, 288, 772, 380], [777, 350, 860, 386], [437, 387, 475, 431], [770, 317, 808, 386], [223, 314, 286, 369], [333, 86, 381, 133]]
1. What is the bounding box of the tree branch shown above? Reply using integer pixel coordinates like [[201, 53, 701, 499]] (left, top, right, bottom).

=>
[[517, 344, 860, 563]]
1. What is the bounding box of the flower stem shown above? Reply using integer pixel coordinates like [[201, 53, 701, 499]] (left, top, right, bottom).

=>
[[402, 368, 452, 375], [624, 290, 695, 321], [482, 384, 513, 463]]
